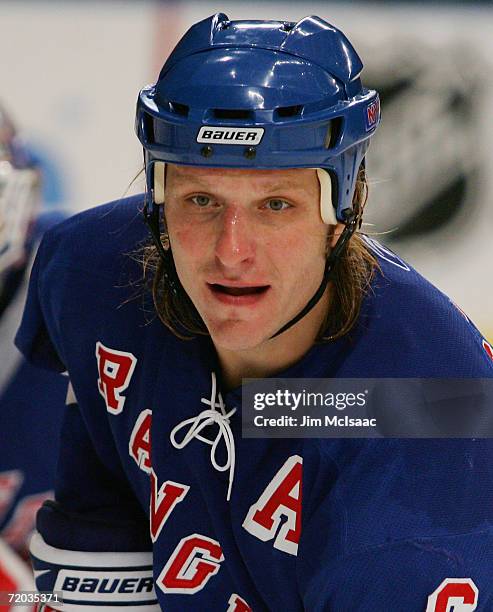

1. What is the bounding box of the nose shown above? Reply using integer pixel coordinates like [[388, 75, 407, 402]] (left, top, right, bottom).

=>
[[214, 206, 255, 270]]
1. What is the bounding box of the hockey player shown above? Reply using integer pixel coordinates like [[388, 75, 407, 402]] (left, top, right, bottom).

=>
[[17, 14, 493, 611], [0, 104, 67, 602]]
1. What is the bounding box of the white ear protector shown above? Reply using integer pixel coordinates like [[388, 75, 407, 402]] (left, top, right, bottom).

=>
[[153, 161, 166, 205], [316, 168, 337, 225]]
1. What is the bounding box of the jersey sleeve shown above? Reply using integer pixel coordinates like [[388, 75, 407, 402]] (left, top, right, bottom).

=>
[[30, 391, 155, 610], [15, 229, 66, 372], [300, 530, 493, 611]]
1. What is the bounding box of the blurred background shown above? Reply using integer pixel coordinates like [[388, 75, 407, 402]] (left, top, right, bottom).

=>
[[1, 0, 492, 340]]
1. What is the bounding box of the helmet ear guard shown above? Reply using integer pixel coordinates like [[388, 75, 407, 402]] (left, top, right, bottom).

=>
[[316, 169, 337, 225], [153, 161, 166, 205]]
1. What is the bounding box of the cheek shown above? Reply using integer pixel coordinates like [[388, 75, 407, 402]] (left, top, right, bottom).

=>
[[267, 226, 327, 269], [166, 228, 199, 287], [171, 226, 195, 250], [168, 220, 207, 264]]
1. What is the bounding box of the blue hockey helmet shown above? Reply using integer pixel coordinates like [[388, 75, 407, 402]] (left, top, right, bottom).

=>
[[136, 13, 380, 224]]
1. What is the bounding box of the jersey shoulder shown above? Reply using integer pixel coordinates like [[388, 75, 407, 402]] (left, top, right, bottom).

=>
[[346, 236, 493, 376], [37, 194, 147, 278]]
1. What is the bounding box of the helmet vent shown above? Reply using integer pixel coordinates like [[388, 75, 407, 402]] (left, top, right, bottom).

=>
[[142, 112, 155, 144], [275, 105, 303, 119], [280, 22, 295, 32], [324, 117, 343, 149], [169, 101, 189, 117], [212, 109, 253, 120]]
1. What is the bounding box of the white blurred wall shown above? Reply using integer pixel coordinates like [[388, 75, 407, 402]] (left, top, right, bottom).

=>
[[0, 2, 157, 211]]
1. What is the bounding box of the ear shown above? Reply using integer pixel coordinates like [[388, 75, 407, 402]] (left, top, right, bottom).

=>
[[329, 222, 345, 248]]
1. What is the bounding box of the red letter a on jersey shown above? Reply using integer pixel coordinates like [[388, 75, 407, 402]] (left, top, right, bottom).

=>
[[129, 410, 152, 474], [242, 455, 302, 556], [96, 342, 137, 414]]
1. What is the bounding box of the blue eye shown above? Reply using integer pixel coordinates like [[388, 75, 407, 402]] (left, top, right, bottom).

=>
[[266, 199, 291, 211], [191, 195, 211, 207]]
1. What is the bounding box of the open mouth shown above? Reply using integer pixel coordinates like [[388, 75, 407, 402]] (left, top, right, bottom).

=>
[[209, 284, 269, 296]]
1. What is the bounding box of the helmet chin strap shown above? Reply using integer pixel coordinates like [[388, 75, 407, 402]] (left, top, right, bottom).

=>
[[144, 162, 361, 340], [269, 209, 359, 339]]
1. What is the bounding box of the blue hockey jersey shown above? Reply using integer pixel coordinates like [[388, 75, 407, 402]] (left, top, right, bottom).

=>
[[16, 196, 493, 611]]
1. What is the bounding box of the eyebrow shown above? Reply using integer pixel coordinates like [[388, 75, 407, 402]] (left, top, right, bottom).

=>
[[170, 176, 309, 194], [262, 183, 306, 193], [170, 175, 213, 189]]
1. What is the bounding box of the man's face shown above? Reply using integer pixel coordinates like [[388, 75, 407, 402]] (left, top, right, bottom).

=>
[[164, 165, 330, 351]]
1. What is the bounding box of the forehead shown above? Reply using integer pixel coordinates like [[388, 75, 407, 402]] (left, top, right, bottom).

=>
[[166, 164, 318, 191]]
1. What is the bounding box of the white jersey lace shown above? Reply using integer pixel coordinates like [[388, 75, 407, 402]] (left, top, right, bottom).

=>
[[169, 372, 237, 501]]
